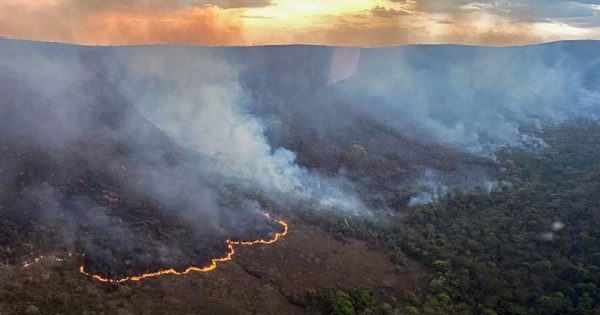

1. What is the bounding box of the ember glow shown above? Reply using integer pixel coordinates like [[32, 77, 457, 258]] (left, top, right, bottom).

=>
[[21, 252, 73, 268], [19, 214, 288, 283], [76, 213, 288, 283]]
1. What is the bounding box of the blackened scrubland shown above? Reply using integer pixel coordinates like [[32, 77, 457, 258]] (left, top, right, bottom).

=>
[[0, 45, 282, 278]]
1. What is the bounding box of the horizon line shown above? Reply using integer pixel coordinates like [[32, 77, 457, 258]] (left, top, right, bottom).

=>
[[1, 37, 599, 50]]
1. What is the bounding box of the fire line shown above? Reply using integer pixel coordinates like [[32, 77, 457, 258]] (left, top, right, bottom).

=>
[[79, 212, 288, 283], [20, 213, 288, 283]]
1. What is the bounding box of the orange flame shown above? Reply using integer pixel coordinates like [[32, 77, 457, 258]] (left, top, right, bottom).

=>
[[79, 213, 288, 283], [22, 256, 46, 268], [22, 252, 73, 268]]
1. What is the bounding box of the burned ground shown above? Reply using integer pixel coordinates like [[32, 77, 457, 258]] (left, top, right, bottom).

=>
[[0, 132, 282, 280], [0, 220, 427, 315], [0, 48, 282, 279]]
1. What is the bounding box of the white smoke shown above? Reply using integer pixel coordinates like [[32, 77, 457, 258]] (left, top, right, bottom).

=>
[[407, 169, 448, 206], [117, 47, 365, 213], [335, 44, 600, 154], [407, 168, 508, 207]]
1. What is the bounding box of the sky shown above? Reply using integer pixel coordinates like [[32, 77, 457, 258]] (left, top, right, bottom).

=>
[[0, 0, 599, 47]]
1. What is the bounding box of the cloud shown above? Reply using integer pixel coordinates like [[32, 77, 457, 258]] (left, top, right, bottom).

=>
[[381, 1, 600, 30], [462, 1, 599, 21], [0, 0, 599, 46], [404, 0, 474, 13], [211, 0, 272, 8], [407, 0, 600, 27], [370, 6, 411, 18], [0, 2, 245, 45], [62, 0, 272, 12]]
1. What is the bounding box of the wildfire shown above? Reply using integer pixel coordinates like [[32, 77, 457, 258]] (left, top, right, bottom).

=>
[[79, 213, 288, 283], [20, 213, 287, 283], [22, 252, 73, 268], [22, 256, 46, 268]]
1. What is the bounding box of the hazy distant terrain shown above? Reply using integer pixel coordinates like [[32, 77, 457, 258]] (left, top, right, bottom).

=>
[[0, 39, 599, 314]]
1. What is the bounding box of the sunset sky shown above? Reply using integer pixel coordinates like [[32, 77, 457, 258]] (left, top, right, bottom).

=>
[[1, 0, 599, 47]]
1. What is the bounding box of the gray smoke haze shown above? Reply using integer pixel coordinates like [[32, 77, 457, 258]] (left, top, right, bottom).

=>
[[0, 41, 365, 212], [333, 43, 600, 154], [407, 168, 506, 207], [1, 39, 599, 273], [0, 42, 294, 275], [222, 42, 600, 207], [0, 40, 368, 275], [324, 43, 600, 204], [112, 47, 366, 213]]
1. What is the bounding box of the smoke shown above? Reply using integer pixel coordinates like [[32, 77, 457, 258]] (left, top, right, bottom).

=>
[[0, 40, 365, 275], [114, 46, 365, 213], [407, 168, 506, 207], [118, 47, 304, 194], [407, 169, 448, 206], [2, 39, 600, 274], [0, 42, 282, 276], [333, 42, 600, 154], [224, 43, 600, 206]]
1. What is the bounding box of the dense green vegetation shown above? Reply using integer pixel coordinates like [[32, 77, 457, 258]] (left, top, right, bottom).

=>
[[303, 288, 399, 315], [396, 123, 600, 314], [306, 122, 600, 314]]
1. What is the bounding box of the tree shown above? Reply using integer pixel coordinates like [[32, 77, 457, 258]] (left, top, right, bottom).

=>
[[332, 291, 355, 315], [577, 293, 593, 310]]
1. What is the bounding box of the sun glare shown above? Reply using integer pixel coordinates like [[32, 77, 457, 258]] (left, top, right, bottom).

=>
[[242, 0, 379, 24]]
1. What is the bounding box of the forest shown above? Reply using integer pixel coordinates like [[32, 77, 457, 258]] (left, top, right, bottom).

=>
[[305, 121, 600, 314]]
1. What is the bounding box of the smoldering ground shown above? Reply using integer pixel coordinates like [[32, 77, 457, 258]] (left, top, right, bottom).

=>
[[0, 42, 296, 277], [0, 40, 368, 278]]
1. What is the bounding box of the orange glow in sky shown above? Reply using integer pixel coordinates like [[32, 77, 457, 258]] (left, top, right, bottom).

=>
[[0, 0, 598, 46]]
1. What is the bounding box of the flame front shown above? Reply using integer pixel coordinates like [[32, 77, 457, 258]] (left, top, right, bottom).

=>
[[79, 213, 288, 283]]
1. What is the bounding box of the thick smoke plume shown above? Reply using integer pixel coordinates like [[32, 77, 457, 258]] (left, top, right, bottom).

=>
[[113, 47, 364, 213], [0, 40, 364, 277], [224, 43, 600, 206]]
